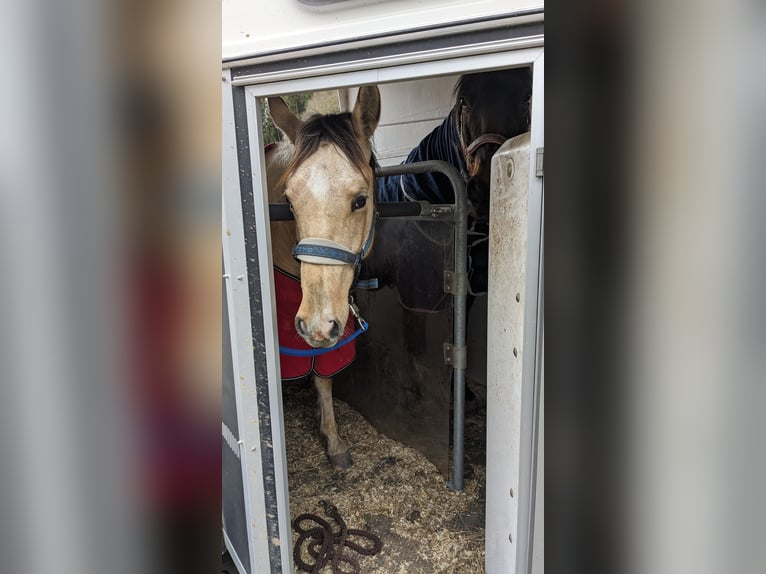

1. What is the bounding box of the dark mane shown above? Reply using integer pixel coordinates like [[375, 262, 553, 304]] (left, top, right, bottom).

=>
[[282, 112, 374, 187]]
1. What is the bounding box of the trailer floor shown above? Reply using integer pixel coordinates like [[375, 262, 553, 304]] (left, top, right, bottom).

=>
[[277, 377, 487, 574]]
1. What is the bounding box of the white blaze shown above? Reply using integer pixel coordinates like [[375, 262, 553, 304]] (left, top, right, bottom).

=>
[[306, 164, 331, 201]]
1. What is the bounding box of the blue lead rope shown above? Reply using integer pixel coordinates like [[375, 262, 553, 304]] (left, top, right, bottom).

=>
[[278, 299, 369, 357], [278, 320, 368, 357]]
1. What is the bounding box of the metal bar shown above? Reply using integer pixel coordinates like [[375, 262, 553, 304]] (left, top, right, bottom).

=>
[[268, 200, 454, 221], [448, 171, 468, 494], [269, 162, 464, 221], [241, 48, 543, 99], [243, 90, 295, 573], [230, 36, 544, 86]]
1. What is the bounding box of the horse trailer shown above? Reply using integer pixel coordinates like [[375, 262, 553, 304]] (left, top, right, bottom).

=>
[[222, 2, 543, 572]]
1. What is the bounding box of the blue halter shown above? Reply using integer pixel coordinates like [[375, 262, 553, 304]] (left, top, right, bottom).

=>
[[291, 211, 379, 276]]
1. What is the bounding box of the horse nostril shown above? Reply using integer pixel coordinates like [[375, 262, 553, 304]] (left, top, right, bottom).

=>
[[295, 318, 309, 337], [329, 320, 341, 340]]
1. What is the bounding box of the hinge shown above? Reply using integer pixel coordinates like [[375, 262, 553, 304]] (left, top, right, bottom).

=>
[[443, 343, 467, 369], [444, 270, 467, 295], [536, 147, 544, 178]]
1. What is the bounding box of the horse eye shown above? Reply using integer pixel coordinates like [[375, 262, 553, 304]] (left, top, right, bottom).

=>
[[351, 195, 367, 211]]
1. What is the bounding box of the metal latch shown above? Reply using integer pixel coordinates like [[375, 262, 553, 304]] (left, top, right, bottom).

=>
[[443, 342, 467, 369], [536, 147, 544, 178]]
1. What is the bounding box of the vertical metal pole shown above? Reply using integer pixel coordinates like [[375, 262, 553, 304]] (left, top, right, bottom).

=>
[[451, 165, 468, 493]]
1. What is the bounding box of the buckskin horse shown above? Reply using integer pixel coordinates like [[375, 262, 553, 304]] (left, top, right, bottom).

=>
[[265, 86, 381, 468]]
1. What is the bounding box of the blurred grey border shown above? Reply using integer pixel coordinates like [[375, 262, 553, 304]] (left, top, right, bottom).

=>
[[546, 1, 766, 573], [1, 0, 145, 572]]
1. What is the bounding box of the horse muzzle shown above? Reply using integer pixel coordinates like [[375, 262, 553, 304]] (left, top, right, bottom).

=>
[[295, 314, 343, 348]]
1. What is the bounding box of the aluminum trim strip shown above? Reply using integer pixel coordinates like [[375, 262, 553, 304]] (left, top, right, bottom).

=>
[[231, 35, 543, 87], [242, 90, 295, 573], [223, 529, 250, 574], [222, 69, 268, 573]]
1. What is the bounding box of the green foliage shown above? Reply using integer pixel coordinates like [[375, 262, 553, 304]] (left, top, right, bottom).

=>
[[261, 93, 313, 145]]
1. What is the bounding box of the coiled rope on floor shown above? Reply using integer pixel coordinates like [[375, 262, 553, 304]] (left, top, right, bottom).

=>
[[292, 500, 383, 574]]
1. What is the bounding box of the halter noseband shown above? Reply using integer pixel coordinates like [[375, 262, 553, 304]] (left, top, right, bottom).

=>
[[465, 133, 508, 156], [292, 211, 379, 276]]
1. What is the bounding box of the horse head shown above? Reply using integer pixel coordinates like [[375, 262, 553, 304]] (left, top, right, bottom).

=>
[[268, 86, 381, 348], [454, 68, 532, 220]]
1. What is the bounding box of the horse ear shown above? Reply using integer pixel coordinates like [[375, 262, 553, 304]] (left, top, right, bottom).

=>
[[268, 97, 303, 143], [351, 86, 381, 142]]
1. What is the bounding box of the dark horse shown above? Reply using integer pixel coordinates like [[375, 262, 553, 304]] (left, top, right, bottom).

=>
[[377, 68, 532, 294]]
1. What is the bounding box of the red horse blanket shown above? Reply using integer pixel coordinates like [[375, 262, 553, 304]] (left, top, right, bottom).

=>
[[274, 268, 356, 379]]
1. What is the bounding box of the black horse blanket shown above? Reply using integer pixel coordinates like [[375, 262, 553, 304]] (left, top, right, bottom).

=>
[[376, 113, 467, 205]]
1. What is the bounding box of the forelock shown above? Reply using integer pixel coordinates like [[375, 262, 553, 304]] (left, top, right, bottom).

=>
[[279, 112, 372, 190]]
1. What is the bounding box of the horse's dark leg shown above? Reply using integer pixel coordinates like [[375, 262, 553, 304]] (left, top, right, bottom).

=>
[[313, 375, 352, 469]]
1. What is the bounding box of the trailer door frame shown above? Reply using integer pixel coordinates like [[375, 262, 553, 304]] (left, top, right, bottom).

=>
[[222, 30, 543, 574]]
